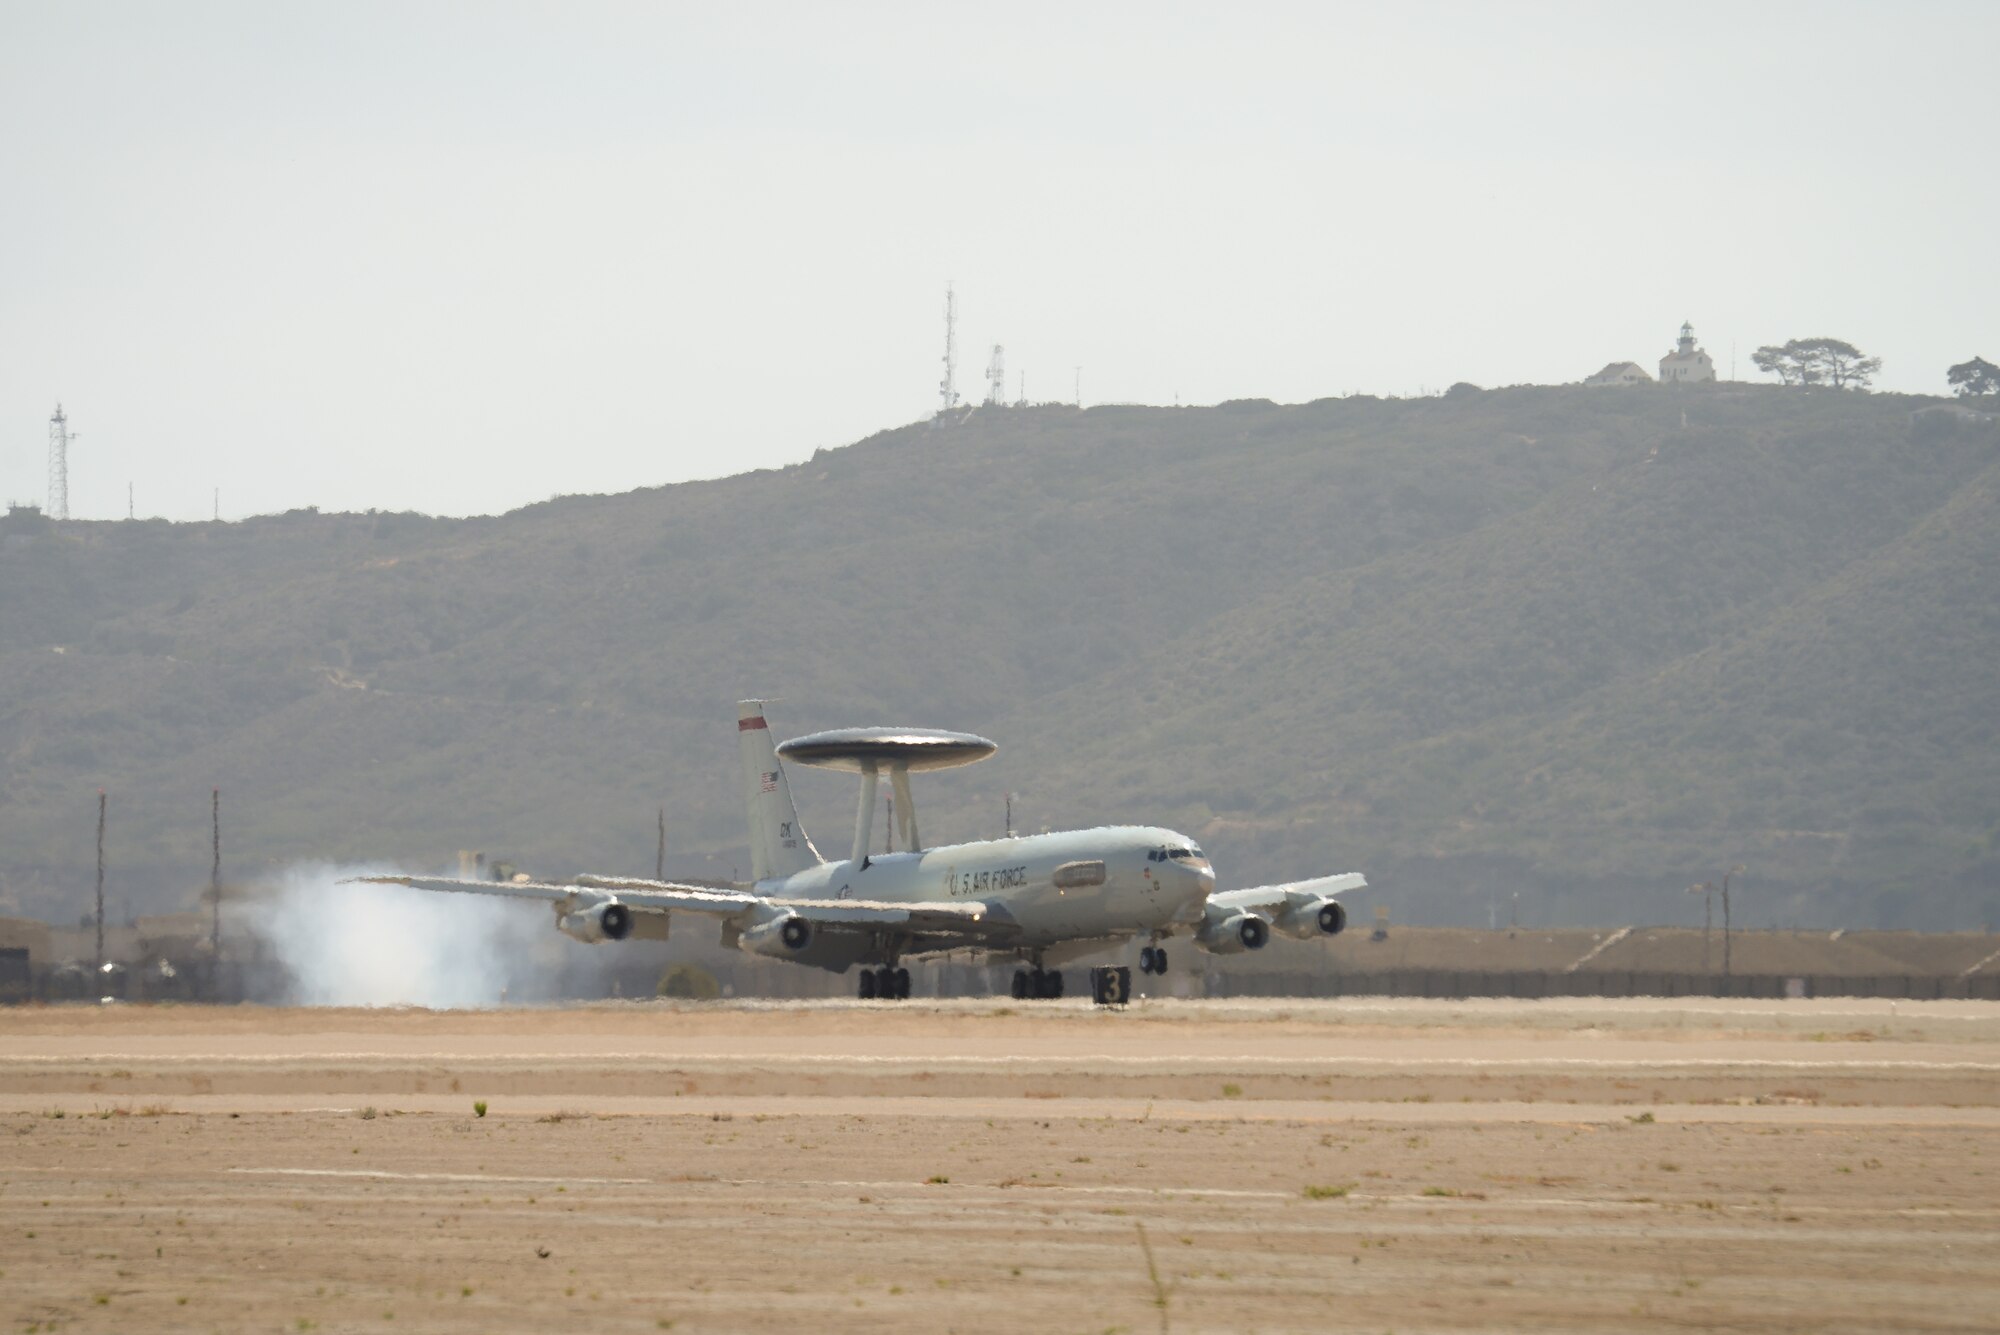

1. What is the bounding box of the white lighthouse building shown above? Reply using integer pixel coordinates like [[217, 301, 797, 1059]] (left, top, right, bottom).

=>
[[1659, 321, 1716, 383]]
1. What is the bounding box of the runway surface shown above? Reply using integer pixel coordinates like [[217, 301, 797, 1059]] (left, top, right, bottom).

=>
[[4, 997, 1997, 1332]]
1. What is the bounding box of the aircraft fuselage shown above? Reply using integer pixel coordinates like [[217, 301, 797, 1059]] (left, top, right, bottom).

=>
[[758, 824, 1214, 950]]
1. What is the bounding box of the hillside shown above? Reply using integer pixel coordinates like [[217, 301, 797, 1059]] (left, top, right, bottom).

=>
[[2, 385, 1996, 930]]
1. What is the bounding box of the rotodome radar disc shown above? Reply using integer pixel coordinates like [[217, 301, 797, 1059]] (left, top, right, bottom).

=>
[[776, 727, 997, 773]]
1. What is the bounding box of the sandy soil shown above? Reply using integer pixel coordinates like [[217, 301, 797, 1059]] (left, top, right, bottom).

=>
[[4, 997, 1997, 1333]]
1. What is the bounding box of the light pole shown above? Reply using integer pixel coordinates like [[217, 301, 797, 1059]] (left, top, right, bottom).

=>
[[1689, 882, 1715, 972], [1722, 865, 1744, 978]]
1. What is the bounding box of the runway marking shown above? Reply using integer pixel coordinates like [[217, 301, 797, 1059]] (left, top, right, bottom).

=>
[[10, 1093, 2000, 1126], [9, 1053, 1998, 1071], [229, 1167, 650, 1186], [713, 1177, 1294, 1200], [205, 1169, 2000, 1219], [214, 1172, 1273, 1203], [1286, 1002, 1999, 1019], [227, 1173, 1233, 1204], [510, 997, 2000, 1016]]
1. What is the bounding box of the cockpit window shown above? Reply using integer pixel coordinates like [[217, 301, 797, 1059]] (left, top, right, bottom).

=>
[[1167, 847, 1203, 861]]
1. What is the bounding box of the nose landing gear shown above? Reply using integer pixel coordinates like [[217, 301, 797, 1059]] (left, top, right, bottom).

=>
[[1138, 945, 1170, 975]]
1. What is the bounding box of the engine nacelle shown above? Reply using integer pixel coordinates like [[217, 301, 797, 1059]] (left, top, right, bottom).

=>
[[1196, 908, 1270, 955], [557, 896, 633, 944], [736, 906, 814, 959], [1274, 897, 1346, 940]]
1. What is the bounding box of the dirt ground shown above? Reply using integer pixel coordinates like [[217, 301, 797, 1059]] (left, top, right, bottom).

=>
[[3, 997, 1998, 1333]]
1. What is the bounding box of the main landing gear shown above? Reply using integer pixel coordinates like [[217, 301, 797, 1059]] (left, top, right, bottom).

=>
[[1138, 945, 1171, 975], [858, 966, 910, 1001], [1010, 967, 1064, 1000]]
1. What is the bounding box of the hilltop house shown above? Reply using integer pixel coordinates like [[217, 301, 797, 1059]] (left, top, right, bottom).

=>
[[1585, 361, 1652, 387]]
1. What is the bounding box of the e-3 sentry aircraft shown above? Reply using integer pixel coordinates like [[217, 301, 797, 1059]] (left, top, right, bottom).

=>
[[357, 701, 1365, 1001]]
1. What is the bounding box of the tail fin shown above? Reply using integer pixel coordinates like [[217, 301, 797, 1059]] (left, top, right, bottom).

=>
[[737, 701, 821, 882]]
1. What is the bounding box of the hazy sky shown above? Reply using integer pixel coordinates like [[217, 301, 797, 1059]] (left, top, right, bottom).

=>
[[4, 2, 1995, 520]]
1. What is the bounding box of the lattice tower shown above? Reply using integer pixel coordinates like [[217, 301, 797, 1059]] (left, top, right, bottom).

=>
[[47, 404, 71, 520], [985, 344, 1006, 404], [937, 283, 960, 414]]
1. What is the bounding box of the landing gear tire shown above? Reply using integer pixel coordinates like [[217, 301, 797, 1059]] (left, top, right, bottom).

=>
[[1031, 969, 1063, 1000], [858, 969, 877, 1001], [1140, 946, 1165, 975], [1153, 947, 1168, 974], [893, 967, 911, 1000], [1011, 969, 1030, 1001]]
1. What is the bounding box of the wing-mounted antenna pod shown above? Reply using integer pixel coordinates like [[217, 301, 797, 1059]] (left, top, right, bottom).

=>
[[777, 727, 997, 865]]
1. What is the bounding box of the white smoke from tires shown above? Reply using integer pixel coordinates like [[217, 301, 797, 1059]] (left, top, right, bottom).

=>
[[251, 862, 549, 1008]]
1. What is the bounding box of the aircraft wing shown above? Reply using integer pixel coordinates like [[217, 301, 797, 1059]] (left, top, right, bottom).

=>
[[349, 874, 1018, 939], [1198, 871, 1365, 946], [349, 874, 754, 915], [764, 898, 1018, 938], [1207, 871, 1366, 916]]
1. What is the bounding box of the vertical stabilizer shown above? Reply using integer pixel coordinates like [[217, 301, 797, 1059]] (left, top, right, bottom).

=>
[[737, 701, 821, 882]]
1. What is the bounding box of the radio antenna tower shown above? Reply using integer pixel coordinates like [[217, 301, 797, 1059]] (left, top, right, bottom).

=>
[[937, 283, 960, 417], [985, 345, 1006, 405], [48, 404, 73, 520]]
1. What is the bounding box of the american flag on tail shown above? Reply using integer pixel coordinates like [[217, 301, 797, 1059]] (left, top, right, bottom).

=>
[[760, 771, 779, 794]]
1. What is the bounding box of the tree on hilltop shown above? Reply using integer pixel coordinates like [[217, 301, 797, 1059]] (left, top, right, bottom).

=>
[[1946, 356, 1999, 397], [1752, 338, 1882, 389], [1752, 343, 1813, 386]]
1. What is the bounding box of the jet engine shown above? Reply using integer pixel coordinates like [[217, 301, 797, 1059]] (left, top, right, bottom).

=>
[[736, 906, 814, 958], [1274, 897, 1346, 940], [1196, 907, 1270, 955], [557, 896, 633, 944]]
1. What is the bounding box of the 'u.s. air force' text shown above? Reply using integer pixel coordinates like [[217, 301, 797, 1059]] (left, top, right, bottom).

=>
[[946, 866, 1029, 896]]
